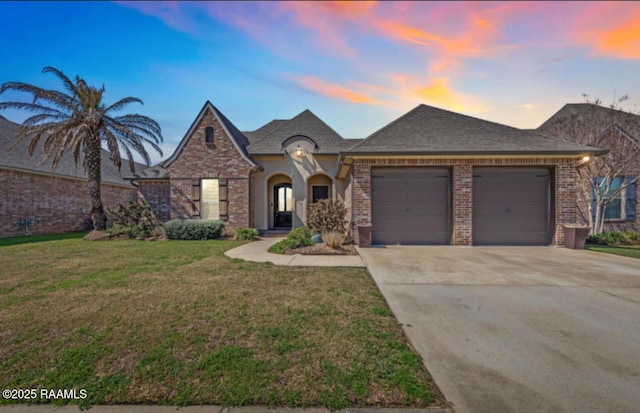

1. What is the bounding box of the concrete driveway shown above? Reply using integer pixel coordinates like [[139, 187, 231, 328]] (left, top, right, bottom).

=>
[[358, 246, 640, 413]]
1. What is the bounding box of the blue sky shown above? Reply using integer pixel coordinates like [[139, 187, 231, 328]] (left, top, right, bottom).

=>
[[1, 1, 639, 164]]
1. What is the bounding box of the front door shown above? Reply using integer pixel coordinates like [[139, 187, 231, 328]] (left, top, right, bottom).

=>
[[274, 183, 292, 228]]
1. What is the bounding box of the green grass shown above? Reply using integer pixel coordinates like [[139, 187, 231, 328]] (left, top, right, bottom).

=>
[[586, 244, 640, 259], [0, 238, 443, 409], [0, 232, 85, 247]]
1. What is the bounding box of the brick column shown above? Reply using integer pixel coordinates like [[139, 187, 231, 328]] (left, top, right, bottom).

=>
[[352, 164, 372, 246], [554, 164, 577, 245], [452, 165, 473, 245]]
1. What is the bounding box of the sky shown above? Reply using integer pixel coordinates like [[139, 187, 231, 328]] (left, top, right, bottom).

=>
[[1, 1, 640, 164]]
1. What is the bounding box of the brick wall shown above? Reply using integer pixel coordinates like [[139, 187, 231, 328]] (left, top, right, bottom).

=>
[[351, 157, 577, 246], [0, 168, 136, 238], [452, 165, 473, 245], [554, 163, 577, 245], [138, 180, 171, 222], [164, 109, 254, 230]]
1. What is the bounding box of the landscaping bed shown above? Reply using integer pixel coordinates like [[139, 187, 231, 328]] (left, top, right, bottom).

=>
[[0, 237, 444, 409], [285, 243, 358, 256]]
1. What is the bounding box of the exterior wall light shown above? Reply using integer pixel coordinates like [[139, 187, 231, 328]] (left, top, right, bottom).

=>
[[294, 145, 304, 157], [576, 154, 592, 167]]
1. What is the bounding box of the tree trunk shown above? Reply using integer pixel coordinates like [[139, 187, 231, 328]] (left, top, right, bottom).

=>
[[86, 134, 107, 230]]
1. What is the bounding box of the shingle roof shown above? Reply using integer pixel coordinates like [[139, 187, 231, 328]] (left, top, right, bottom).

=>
[[538, 103, 640, 147], [247, 109, 352, 154], [0, 115, 143, 186], [243, 119, 289, 143], [347, 104, 605, 155]]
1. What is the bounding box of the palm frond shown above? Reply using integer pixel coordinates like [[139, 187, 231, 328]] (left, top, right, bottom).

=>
[[105, 96, 143, 113], [42, 67, 79, 99]]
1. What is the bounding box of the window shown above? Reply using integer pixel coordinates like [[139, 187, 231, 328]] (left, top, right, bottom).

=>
[[277, 185, 293, 212], [205, 126, 214, 143], [312, 185, 330, 203], [201, 179, 219, 219], [595, 176, 624, 220], [604, 177, 623, 220]]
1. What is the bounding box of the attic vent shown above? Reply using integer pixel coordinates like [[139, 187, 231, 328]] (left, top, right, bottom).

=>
[[205, 127, 214, 143]]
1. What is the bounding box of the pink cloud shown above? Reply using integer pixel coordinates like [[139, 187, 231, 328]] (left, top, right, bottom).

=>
[[297, 76, 378, 104]]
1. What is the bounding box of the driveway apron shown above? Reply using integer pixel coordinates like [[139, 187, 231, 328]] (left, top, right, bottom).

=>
[[359, 246, 640, 413]]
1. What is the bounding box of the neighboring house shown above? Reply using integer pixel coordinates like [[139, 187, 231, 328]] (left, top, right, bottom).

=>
[[0, 115, 142, 238], [132, 101, 605, 246], [538, 104, 639, 232]]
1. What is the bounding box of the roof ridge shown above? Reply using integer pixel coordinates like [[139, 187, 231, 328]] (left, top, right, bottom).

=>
[[298, 109, 345, 140], [348, 104, 426, 151], [247, 108, 346, 151]]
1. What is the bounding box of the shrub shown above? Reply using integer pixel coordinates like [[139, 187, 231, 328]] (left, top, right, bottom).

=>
[[163, 219, 224, 240], [623, 229, 639, 241], [106, 202, 158, 239], [235, 227, 259, 240], [307, 199, 347, 234], [586, 230, 638, 245], [322, 231, 344, 248], [288, 226, 313, 243], [268, 226, 313, 254]]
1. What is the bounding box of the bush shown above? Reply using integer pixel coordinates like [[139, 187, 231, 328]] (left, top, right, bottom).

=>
[[623, 229, 639, 241], [163, 219, 224, 240], [288, 226, 313, 243], [268, 226, 313, 254], [307, 199, 347, 234], [235, 227, 259, 240], [322, 231, 344, 248], [586, 230, 638, 245], [106, 202, 158, 239]]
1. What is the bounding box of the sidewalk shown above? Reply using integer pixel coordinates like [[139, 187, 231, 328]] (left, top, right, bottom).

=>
[[224, 237, 366, 268]]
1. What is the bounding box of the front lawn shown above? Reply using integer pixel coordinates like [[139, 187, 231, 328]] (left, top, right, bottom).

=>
[[586, 244, 640, 259], [0, 238, 443, 409]]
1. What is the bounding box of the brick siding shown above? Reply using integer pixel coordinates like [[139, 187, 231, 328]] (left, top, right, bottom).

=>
[[351, 157, 577, 246], [144, 109, 255, 230], [0, 168, 136, 238], [138, 180, 171, 222]]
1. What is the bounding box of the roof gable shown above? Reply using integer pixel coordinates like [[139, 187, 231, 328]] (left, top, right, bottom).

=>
[[538, 103, 640, 147], [347, 104, 604, 155], [247, 109, 351, 154], [162, 101, 256, 168]]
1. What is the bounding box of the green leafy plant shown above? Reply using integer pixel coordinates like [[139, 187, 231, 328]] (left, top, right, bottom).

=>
[[163, 219, 224, 240], [268, 226, 313, 254], [235, 228, 259, 240], [623, 229, 639, 241], [586, 230, 639, 245], [106, 202, 159, 239], [307, 199, 347, 234]]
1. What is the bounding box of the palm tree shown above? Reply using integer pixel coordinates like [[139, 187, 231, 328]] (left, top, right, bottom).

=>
[[0, 67, 163, 230]]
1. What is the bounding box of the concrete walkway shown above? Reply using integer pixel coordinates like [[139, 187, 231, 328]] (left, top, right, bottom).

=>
[[224, 237, 366, 267]]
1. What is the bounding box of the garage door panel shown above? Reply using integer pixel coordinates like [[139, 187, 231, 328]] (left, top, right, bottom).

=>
[[473, 167, 550, 245], [372, 167, 450, 245]]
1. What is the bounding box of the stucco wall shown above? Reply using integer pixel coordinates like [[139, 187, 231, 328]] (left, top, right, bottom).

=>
[[251, 151, 342, 230]]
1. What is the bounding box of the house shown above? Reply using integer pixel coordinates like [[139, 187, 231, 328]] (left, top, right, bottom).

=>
[[0, 115, 141, 238], [538, 104, 639, 232], [131, 101, 605, 246]]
